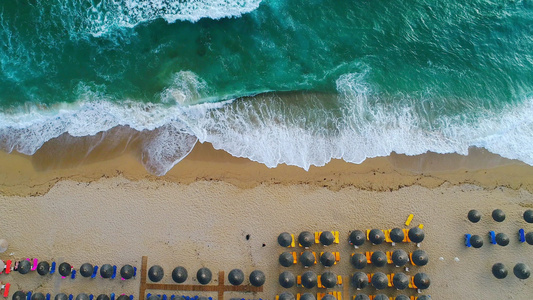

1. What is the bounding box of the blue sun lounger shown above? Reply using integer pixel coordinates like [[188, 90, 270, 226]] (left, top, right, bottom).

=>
[[91, 266, 99, 278], [50, 262, 56, 274], [489, 231, 497, 244], [519, 229, 526, 243], [464, 234, 472, 247]]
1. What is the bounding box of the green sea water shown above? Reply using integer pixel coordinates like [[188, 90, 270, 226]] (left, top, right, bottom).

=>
[[1, 0, 533, 174]]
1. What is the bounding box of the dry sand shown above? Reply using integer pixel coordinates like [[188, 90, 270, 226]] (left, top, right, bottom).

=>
[[1, 141, 533, 299]]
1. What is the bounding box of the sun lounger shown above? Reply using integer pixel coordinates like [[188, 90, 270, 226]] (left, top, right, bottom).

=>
[[315, 232, 321, 244], [170, 296, 176, 300], [365, 252, 372, 264], [291, 252, 298, 264], [464, 234, 472, 247], [402, 229, 411, 243], [46, 294, 50, 300], [2, 260, 12, 274], [90, 295, 94, 300], [0, 281, 10, 297], [111, 266, 117, 279], [335, 252, 341, 264], [69, 295, 73, 300], [71, 270, 76, 279], [27, 258, 38, 271], [489, 231, 497, 244], [385, 252, 393, 264], [333, 231, 340, 244], [337, 275, 342, 285], [133, 267, 137, 277], [162, 295, 167, 300], [387, 274, 394, 287], [129, 296, 133, 300], [50, 262, 56, 274], [519, 229, 526, 243], [91, 266, 99, 278], [405, 214, 414, 226], [111, 293, 115, 300], [27, 292, 32, 300]]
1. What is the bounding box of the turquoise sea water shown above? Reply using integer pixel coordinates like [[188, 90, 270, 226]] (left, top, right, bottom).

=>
[[1, 0, 532, 174]]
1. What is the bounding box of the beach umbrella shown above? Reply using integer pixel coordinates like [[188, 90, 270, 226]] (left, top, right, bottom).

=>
[[96, 295, 110, 300], [80, 263, 93, 278], [278, 232, 292, 247], [492, 263, 508, 279], [37, 261, 50, 275], [390, 228, 404, 243], [470, 235, 483, 248], [75, 294, 89, 300], [371, 251, 387, 267], [320, 231, 334, 246], [12, 292, 25, 300], [392, 249, 409, 267], [149, 265, 164, 282], [18, 260, 31, 274], [0, 239, 8, 253], [228, 269, 244, 286], [100, 264, 113, 278], [197, 268, 212, 285], [371, 272, 388, 290], [172, 266, 188, 283], [349, 230, 365, 246], [300, 251, 316, 267], [496, 233, 509, 246], [393, 273, 409, 290], [298, 231, 314, 248], [301, 271, 317, 289], [278, 293, 294, 300], [408, 227, 425, 244], [320, 271, 337, 288], [300, 293, 315, 300], [513, 263, 531, 279], [279, 271, 296, 288], [0, 261, 3, 273], [55, 295, 68, 300], [320, 252, 335, 267], [32, 293, 45, 300], [353, 295, 370, 300], [116, 296, 129, 300], [120, 265, 134, 279], [411, 250, 429, 266], [279, 252, 295, 267], [413, 273, 431, 289], [197, 297, 209, 300], [58, 262, 71, 276], [526, 232, 533, 245], [374, 295, 388, 300], [147, 296, 160, 300], [416, 296, 431, 300], [524, 210, 533, 223], [395, 295, 410, 300], [492, 209, 505, 222], [321, 295, 336, 300], [351, 253, 367, 269], [351, 272, 369, 289], [468, 209, 481, 223], [249, 270, 265, 287], [368, 229, 385, 245]]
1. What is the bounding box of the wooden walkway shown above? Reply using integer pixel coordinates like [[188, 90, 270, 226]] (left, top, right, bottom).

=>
[[139, 256, 263, 300]]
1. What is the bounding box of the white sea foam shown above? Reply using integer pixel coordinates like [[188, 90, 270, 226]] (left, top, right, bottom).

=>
[[66, 0, 263, 36], [1, 71, 533, 175]]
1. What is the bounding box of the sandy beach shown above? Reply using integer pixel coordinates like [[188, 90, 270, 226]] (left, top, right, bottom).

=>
[[1, 141, 533, 299]]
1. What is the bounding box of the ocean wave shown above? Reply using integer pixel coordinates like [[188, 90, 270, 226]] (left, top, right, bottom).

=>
[[64, 0, 263, 36], [1, 72, 532, 175]]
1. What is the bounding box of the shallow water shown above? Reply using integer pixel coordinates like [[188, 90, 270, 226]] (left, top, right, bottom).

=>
[[1, 0, 532, 174]]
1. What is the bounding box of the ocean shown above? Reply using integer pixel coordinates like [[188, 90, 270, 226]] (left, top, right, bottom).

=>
[[1, 0, 532, 175]]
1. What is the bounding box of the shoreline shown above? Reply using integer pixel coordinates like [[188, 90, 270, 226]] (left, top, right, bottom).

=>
[[1, 133, 533, 196]]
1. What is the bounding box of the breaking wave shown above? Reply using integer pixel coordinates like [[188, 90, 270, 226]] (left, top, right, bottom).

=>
[[1, 71, 532, 175]]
